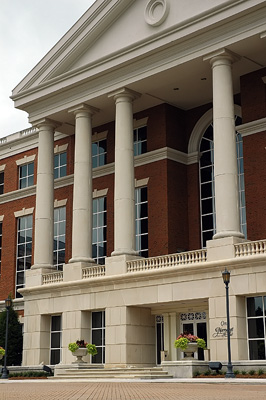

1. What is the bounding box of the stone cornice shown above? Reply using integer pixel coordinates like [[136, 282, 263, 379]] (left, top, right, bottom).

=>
[[0, 129, 68, 160], [13, 2, 266, 116], [236, 117, 266, 136]]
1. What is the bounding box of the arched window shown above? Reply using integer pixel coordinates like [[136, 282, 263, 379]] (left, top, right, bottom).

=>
[[199, 116, 247, 247]]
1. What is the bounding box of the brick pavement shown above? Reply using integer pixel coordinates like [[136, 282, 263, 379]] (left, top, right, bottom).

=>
[[0, 381, 266, 400]]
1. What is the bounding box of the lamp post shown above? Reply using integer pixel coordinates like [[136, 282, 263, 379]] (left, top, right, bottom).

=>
[[222, 268, 235, 378], [1, 298, 12, 379]]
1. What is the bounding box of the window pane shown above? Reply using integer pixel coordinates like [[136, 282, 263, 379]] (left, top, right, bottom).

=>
[[28, 163, 34, 175], [249, 340, 265, 360], [92, 312, 102, 329], [248, 319, 264, 338], [51, 315, 61, 331], [50, 349, 60, 365], [92, 347, 103, 364], [247, 297, 263, 317], [51, 332, 61, 348]]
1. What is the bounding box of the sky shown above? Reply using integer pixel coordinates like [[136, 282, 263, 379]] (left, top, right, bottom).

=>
[[0, 0, 96, 138]]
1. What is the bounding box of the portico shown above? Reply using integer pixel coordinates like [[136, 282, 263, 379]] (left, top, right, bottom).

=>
[[6, 0, 266, 372]]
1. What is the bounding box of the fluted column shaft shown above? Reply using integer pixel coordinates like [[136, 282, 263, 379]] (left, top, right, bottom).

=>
[[33, 120, 55, 269], [208, 50, 244, 239], [69, 105, 96, 263]]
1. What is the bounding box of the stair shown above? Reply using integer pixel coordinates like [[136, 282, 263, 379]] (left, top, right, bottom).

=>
[[53, 366, 173, 380]]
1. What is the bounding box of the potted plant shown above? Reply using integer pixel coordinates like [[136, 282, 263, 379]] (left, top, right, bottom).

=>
[[0, 346, 5, 360], [174, 333, 206, 359], [68, 340, 97, 363]]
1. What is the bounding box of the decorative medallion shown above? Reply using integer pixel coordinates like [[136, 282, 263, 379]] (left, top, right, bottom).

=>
[[144, 0, 170, 27]]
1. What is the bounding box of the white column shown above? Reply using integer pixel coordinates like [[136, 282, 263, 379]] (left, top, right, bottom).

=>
[[206, 49, 244, 240], [69, 104, 97, 264], [32, 119, 56, 269], [109, 88, 140, 256]]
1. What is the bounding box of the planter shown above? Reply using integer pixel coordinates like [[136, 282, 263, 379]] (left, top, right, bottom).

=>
[[72, 348, 88, 363], [183, 342, 198, 359]]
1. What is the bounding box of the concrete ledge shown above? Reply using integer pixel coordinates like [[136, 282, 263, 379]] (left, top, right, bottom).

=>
[[161, 360, 209, 378]]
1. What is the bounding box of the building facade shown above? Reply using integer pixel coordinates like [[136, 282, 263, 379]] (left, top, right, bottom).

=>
[[1, 0, 266, 370]]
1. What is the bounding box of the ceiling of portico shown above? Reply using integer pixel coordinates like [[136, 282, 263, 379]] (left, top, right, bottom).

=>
[[46, 33, 266, 135], [11, 0, 266, 134]]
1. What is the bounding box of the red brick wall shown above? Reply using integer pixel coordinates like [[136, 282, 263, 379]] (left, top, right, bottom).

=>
[[240, 68, 266, 123], [0, 195, 35, 299], [243, 131, 266, 241]]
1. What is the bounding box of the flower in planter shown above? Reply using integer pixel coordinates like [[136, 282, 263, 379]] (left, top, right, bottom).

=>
[[174, 332, 206, 350], [68, 340, 97, 356], [0, 346, 5, 356]]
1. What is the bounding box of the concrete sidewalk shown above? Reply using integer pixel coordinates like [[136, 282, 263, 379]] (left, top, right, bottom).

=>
[[1, 378, 266, 400]]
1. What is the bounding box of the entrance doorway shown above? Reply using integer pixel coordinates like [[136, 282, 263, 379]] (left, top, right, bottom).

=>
[[156, 315, 164, 364], [180, 312, 207, 360]]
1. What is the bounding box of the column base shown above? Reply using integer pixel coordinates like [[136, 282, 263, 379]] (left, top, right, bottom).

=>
[[213, 231, 245, 240], [207, 236, 246, 262], [111, 250, 138, 257], [31, 264, 55, 270], [105, 254, 142, 275], [69, 257, 95, 264]]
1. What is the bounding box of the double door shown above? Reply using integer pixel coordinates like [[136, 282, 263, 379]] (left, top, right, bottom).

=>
[[181, 321, 207, 360]]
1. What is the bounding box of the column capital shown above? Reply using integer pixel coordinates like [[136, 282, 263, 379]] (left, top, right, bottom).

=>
[[32, 117, 60, 130], [68, 103, 99, 115], [108, 87, 141, 102], [203, 48, 240, 65]]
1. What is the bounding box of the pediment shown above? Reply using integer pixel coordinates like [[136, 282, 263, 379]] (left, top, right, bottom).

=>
[[12, 0, 249, 99]]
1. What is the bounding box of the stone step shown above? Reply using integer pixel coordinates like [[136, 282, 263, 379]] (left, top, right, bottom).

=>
[[53, 367, 173, 380]]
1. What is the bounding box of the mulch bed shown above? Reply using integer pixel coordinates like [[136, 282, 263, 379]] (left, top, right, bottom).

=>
[[195, 374, 266, 379], [8, 376, 48, 380]]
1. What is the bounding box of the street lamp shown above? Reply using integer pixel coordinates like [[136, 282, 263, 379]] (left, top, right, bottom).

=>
[[222, 268, 235, 378], [1, 298, 12, 379]]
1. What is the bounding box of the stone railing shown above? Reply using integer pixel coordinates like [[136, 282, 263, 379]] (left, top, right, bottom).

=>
[[127, 250, 207, 273], [82, 265, 106, 279], [235, 239, 266, 257], [42, 271, 64, 285]]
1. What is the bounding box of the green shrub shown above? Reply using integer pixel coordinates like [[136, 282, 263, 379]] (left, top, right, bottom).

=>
[[204, 370, 210, 376], [194, 370, 200, 377], [248, 369, 255, 375], [241, 370, 247, 375], [0, 298, 23, 366], [233, 370, 240, 375], [258, 369, 264, 376]]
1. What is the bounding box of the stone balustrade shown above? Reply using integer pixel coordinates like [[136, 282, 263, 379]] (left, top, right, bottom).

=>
[[82, 265, 106, 279], [126, 250, 207, 273], [40, 239, 266, 285], [42, 271, 64, 285], [235, 239, 266, 257]]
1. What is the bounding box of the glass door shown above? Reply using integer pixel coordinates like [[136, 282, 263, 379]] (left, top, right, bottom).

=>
[[156, 315, 164, 364], [180, 312, 207, 360]]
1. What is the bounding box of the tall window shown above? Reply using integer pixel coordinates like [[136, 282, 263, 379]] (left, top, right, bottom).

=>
[[53, 207, 66, 270], [50, 315, 62, 365], [0, 172, 4, 194], [134, 126, 147, 156], [247, 296, 266, 360], [135, 187, 148, 257], [0, 222, 2, 275], [54, 152, 67, 179], [91, 311, 105, 364], [92, 140, 107, 168], [199, 116, 246, 247], [19, 162, 34, 189], [16, 215, 32, 297], [92, 198, 107, 265]]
